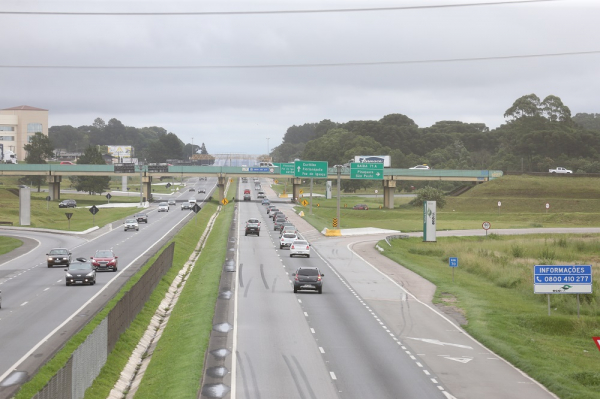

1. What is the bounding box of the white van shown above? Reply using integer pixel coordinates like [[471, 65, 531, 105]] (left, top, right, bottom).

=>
[[188, 198, 197, 205]]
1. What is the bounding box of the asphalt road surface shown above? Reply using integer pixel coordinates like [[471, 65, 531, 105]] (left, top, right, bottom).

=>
[[0, 177, 215, 398]]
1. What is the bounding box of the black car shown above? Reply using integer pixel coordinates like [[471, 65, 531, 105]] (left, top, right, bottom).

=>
[[135, 213, 148, 223], [245, 222, 260, 236], [292, 267, 324, 294], [58, 199, 77, 208], [199, 189, 206, 193], [243, 194, 251, 201], [47, 248, 72, 268], [65, 258, 96, 286], [189, 188, 195, 192]]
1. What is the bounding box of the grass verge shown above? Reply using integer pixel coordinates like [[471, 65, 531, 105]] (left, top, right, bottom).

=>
[[14, 200, 221, 399], [380, 235, 600, 399], [132, 196, 235, 398], [0, 236, 23, 255]]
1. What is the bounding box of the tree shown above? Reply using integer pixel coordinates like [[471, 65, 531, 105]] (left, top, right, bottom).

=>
[[409, 186, 447, 208], [23, 132, 55, 192], [200, 142, 208, 154], [72, 146, 111, 194], [504, 94, 542, 121], [541, 95, 571, 122], [147, 133, 184, 162]]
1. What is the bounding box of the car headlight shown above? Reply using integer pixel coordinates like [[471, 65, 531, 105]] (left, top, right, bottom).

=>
[[66, 272, 73, 277], [48, 257, 53, 261]]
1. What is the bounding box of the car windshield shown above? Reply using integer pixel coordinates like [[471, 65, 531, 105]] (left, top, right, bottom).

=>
[[126, 219, 137, 223], [294, 240, 308, 245], [49, 249, 68, 255], [159, 203, 168, 206], [70, 262, 91, 270], [95, 250, 113, 258], [283, 234, 297, 238], [298, 269, 319, 276]]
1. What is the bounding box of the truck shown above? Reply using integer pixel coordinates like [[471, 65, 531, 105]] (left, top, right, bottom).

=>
[[0, 144, 17, 164], [353, 155, 391, 168], [549, 167, 572, 174]]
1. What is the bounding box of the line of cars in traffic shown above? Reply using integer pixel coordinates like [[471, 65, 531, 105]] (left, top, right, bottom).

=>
[[47, 248, 119, 286], [242, 192, 324, 294]]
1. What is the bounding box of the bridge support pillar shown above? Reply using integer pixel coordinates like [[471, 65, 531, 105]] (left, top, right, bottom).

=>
[[383, 180, 396, 209], [142, 176, 152, 203], [47, 175, 62, 200], [292, 178, 302, 203], [218, 177, 227, 203]]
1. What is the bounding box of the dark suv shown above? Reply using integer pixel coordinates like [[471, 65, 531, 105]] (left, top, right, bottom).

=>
[[292, 267, 324, 294], [47, 248, 72, 268], [135, 213, 148, 223], [245, 220, 260, 236], [58, 199, 77, 208]]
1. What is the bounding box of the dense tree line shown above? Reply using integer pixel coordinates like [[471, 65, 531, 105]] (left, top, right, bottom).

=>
[[272, 94, 600, 173], [49, 117, 194, 163]]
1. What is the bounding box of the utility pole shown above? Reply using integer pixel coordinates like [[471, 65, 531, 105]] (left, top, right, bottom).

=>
[[267, 138, 270, 157]]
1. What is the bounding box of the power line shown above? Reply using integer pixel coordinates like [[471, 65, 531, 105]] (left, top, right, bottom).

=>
[[0, 0, 562, 16], [0, 49, 598, 70]]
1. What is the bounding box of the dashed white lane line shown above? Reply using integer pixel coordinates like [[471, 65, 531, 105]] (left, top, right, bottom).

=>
[[304, 312, 309, 317], [319, 347, 325, 354], [330, 372, 337, 380], [20, 302, 28, 306], [43, 288, 50, 291], [310, 328, 315, 334]]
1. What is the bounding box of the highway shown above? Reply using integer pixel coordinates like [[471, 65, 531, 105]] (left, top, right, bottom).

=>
[[232, 180, 558, 399], [0, 177, 215, 398]]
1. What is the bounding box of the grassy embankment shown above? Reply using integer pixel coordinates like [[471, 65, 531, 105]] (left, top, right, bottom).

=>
[[382, 235, 600, 399], [0, 236, 23, 255], [282, 175, 600, 231], [15, 192, 234, 398], [0, 176, 143, 230]]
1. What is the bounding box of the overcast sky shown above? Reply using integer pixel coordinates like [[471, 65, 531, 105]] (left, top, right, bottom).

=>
[[1, 0, 599, 155]]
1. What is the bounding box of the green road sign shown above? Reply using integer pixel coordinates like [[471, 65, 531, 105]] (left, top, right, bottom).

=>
[[350, 162, 384, 179], [294, 161, 328, 178], [279, 163, 295, 175]]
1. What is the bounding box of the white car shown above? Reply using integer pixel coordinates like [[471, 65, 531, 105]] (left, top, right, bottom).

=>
[[158, 202, 169, 212], [290, 240, 311, 258], [257, 191, 266, 198], [124, 218, 139, 231], [409, 164, 430, 170], [280, 233, 298, 249]]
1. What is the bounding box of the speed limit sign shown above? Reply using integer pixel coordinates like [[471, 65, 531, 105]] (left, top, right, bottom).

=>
[[482, 221, 491, 230]]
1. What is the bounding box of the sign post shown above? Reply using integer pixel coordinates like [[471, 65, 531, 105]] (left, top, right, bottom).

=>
[[546, 203, 550, 214], [497, 201, 501, 216], [423, 201, 437, 242], [65, 212, 73, 230], [106, 193, 112, 204], [449, 257, 458, 282], [46, 195, 51, 210], [482, 221, 491, 236], [89, 205, 99, 226], [534, 265, 593, 316]]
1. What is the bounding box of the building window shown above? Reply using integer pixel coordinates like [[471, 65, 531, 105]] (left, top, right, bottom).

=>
[[0, 136, 15, 141], [27, 123, 43, 133], [0, 126, 15, 131]]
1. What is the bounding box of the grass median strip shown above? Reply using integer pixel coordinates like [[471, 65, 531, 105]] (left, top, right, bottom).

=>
[[380, 235, 600, 399], [132, 197, 235, 399], [14, 201, 219, 399]]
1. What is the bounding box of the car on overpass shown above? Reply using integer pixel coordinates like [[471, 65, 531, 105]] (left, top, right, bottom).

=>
[[409, 164, 430, 170], [65, 258, 96, 286]]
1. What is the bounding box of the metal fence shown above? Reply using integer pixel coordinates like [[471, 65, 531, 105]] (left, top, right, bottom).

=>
[[33, 243, 175, 399]]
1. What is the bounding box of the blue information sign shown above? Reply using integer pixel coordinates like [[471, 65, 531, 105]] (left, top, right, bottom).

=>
[[249, 167, 270, 173], [534, 265, 592, 294], [449, 257, 458, 268]]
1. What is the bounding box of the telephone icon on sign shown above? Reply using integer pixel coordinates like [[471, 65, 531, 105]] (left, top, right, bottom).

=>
[[536, 277, 542, 283]]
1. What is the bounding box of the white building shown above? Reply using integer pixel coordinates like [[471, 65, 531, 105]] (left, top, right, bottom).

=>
[[0, 105, 49, 161]]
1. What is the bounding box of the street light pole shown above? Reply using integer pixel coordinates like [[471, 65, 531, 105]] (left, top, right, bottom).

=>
[[266, 138, 270, 157], [335, 165, 342, 229]]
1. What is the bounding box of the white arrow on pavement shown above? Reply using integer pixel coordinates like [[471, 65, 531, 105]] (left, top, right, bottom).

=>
[[406, 337, 473, 349], [440, 356, 473, 363]]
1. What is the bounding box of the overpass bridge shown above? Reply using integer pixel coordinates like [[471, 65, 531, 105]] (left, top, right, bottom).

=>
[[0, 164, 503, 209]]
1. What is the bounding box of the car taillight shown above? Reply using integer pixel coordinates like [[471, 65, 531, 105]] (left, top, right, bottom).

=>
[[306, 246, 310, 250], [317, 275, 322, 281], [291, 245, 295, 249], [294, 275, 299, 281]]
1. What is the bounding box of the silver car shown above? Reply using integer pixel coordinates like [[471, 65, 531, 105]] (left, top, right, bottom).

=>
[[290, 240, 311, 258], [280, 233, 298, 249], [124, 218, 139, 231]]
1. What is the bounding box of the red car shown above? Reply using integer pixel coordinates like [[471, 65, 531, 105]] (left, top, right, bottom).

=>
[[91, 249, 118, 272], [244, 189, 251, 195], [353, 204, 369, 210]]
